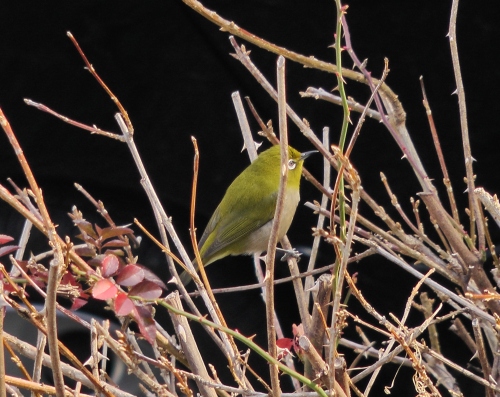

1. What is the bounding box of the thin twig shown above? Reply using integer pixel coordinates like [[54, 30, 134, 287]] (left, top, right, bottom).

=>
[[0, 282, 5, 397], [13, 218, 32, 263], [114, 114, 244, 383], [238, 94, 312, 333], [449, 318, 477, 355], [188, 250, 374, 296], [45, 259, 66, 396], [328, 146, 361, 392], [264, 55, 288, 397], [365, 269, 435, 396], [418, 293, 441, 354], [2, 294, 113, 397], [304, 127, 331, 308], [301, 88, 383, 121], [4, 375, 94, 397], [158, 297, 329, 397], [234, 91, 296, 388], [67, 31, 133, 134], [362, 239, 495, 325], [189, 137, 228, 326], [448, 0, 484, 251], [345, 57, 390, 159], [0, 108, 66, 397], [181, 0, 401, 107], [471, 317, 494, 397], [164, 293, 217, 397], [418, 341, 500, 394], [24, 99, 125, 142], [232, 92, 259, 159], [419, 77, 459, 224]]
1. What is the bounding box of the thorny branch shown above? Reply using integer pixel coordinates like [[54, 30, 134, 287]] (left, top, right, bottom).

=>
[[1, 1, 499, 396]]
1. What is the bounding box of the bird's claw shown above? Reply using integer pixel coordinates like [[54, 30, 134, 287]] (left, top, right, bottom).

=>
[[279, 248, 302, 262]]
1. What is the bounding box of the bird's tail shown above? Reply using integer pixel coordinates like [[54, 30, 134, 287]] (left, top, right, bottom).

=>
[[179, 269, 193, 286]]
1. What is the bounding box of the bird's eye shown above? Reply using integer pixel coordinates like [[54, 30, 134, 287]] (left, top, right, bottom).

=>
[[288, 159, 297, 170]]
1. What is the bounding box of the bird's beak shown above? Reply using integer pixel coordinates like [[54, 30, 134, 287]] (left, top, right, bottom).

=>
[[300, 150, 318, 161]]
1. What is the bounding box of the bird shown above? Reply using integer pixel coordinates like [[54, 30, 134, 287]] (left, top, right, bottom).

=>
[[180, 144, 316, 285]]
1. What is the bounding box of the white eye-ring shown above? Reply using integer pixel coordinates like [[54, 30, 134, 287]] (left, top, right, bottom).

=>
[[288, 159, 297, 170]]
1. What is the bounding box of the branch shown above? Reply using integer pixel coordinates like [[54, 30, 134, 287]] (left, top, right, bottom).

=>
[[448, 0, 484, 250], [264, 55, 289, 396]]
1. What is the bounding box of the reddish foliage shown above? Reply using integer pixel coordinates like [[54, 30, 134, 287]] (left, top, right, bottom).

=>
[[129, 281, 163, 299], [0, 234, 15, 245], [101, 254, 120, 277], [0, 244, 19, 258], [92, 279, 118, 300], [276, 338, 294, 360], [115, 264, 145, 287], [115, 292, 134, 316], [70, 298, 88, 311], [132, 305, 156, 344]]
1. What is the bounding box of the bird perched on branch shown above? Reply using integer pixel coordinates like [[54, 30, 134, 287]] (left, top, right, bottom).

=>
[[180, 144, 316, 285]]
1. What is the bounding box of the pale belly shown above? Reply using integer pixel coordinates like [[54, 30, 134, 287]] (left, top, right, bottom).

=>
[[234, 188, 300, 254]]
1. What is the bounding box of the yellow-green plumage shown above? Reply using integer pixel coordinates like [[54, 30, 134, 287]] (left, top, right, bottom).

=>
[[181, 145, 313, 285]]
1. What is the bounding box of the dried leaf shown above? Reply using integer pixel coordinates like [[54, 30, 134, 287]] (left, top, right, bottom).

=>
[[102, 239, 129, 248], [103, 249, 125, 257], [73, 219, 98, 240], [98, 227, 134, 241]]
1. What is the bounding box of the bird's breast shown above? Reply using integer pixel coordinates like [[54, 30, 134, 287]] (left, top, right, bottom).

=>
[[239, 188, 300, 254]]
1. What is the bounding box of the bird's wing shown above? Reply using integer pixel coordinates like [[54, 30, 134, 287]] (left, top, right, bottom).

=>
[[198, 190, 278, 262]]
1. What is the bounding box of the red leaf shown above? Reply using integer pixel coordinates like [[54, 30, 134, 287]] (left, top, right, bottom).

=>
[[128, 281, 163, 299], [132, 305, 156, 344], [115, 264, 144, 287], [0, 245, 20, 258], [61, 272, 89, 300], [70, 298, 88, 311], [115, 292, 134, 316], [92, 279, 118, 300], [277, 338, 296, 360], [61, 272, 78, 286], [0, 234, 14, 245], [101, 254, 120, 278], [276, 338, 294, 350]]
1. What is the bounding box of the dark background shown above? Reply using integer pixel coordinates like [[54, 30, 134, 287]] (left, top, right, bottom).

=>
[[1, 1, 498, 395]]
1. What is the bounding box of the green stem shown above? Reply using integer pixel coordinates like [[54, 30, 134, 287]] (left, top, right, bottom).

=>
[[156, 299, 328, 397]]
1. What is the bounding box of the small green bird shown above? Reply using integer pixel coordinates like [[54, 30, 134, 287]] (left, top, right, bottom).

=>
[[180, 145, 315, 285]]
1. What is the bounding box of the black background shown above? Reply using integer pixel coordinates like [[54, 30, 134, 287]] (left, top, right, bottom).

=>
[[1, 1, 499, 395]]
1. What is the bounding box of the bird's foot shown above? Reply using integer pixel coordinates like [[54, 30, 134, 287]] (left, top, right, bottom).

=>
[[277, 247, 302, 262]]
